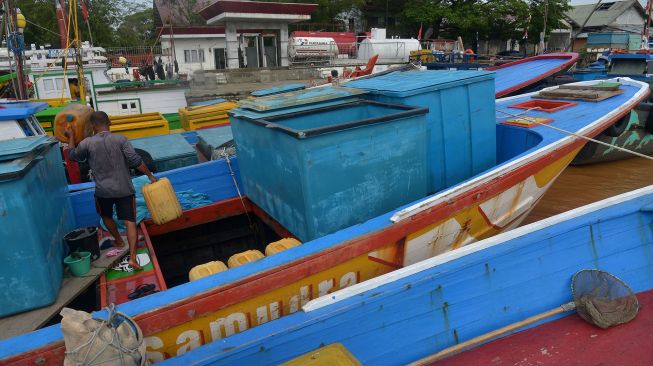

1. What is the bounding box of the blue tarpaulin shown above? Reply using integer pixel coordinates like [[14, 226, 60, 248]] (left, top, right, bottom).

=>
[[100, 175, 212, 231]]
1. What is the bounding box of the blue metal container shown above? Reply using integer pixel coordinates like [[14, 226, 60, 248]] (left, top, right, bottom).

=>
[[131, 133, 198, 172], [231, 100, 429, 241], [232, 86, 366, 120], [0, 136, 73, 317], [196, 126, 233, 160], [586, 33, 641, 50], [190, 98, 226, 106], [347, 71, 496, 193], [250, 83, 306, 97]]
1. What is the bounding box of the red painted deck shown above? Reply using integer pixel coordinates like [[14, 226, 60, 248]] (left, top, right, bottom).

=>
[[99, 223, 167, 307], [435, 290, 653, 366]]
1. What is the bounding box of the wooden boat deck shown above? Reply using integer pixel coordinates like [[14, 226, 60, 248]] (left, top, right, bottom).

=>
[[436, 289, 653, 366], [0, 247, 127, 341]]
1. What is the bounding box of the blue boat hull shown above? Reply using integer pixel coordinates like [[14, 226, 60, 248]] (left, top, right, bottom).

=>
[[162, 186, 653, 366]]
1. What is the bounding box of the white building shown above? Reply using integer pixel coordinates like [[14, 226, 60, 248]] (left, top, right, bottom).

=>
[[160, 26, 226, 75], [155, 0, 318, 71]]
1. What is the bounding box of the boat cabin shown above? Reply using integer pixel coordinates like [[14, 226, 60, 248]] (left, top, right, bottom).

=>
[[0, 101, 47, 140]]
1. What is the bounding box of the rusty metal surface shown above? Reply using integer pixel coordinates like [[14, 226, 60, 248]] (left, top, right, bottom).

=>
[[237, 86, 365, 112]]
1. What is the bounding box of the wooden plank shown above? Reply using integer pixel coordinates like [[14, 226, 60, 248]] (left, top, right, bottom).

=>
[[0, 247, 127, 340], [535, 88, 624, 102], [558, 83, 621, 91]]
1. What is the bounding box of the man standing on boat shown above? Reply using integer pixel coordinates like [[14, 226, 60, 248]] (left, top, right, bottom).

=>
[[65, 111, 157, 270]]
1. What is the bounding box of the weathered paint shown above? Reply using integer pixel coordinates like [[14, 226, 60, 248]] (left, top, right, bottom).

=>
[[142, 149, 580, 359], [574, 108, 653, 164], [488, 53, 580, 97], [158, 186, 653, 366], [144, 251, 396, 360], [403, 147, 579, 266], [1, 78, 649, 366]]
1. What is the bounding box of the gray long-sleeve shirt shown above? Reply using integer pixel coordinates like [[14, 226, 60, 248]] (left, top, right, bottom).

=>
[[68, 131, 143, 198]]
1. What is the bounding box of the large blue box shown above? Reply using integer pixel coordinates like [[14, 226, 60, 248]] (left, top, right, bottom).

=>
[[231, 100, 429, 241], [131, 133, 198, 172], [196, 126, 234, 160], [0, 136, 73, 316], [347, 70, 496, 193]]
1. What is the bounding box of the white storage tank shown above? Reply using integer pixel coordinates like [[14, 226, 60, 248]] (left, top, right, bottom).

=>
[[288, 36, 339, 60], [358, 38, 420, 62]]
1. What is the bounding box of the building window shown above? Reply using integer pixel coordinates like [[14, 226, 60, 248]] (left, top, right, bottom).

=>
[[597, 2, 615, 10], [55, 78, 67, 90], [184, 49, 205, 63], [43, 79, 55, 91]]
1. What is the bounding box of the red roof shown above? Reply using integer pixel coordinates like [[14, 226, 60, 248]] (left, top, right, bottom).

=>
[[199, 0, 318, 20]]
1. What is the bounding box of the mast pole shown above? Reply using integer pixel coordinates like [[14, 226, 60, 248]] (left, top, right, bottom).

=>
[[6, 0, 26, 99], [56, 0, 68, 49]]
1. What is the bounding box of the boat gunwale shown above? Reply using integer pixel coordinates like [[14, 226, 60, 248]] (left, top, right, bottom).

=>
[[0, 77, 649, 365], [391, 77, 649, 222], [160, 185, 653, 365], [305, 184, 653, 311], [91, 79, 651, 333], [488, 52, 580, 97]]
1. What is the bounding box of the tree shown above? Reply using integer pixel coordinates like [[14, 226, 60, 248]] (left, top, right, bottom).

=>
[[158, 0, 211, 26], [483, 0, 531, 45], [17, 0, 60, 47], [17, 0, 138, 47], [402, 0, 489, 40], [399, 0, 569, 52], [116, 9, 155, 47], [525, 0, 571, 46], [78, 0, 134, 46]]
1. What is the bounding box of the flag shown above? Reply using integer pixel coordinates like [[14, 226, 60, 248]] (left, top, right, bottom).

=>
[[417, 23, 423, 40], [81, 0, 89, 21]]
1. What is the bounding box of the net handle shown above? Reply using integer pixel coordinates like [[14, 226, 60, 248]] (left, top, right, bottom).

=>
[[407, 301, 575, 366]]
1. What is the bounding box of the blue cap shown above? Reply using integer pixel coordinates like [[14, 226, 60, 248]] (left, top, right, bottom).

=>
[[66, 114, 73, 122]]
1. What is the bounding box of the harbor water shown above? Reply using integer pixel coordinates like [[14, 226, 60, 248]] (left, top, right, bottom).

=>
[[525, 157, 653, 224]]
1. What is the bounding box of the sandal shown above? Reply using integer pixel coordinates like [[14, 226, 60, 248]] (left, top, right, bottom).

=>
[[112, 255, 133, 272], [111, 253, 150, 272], [127, 283, 157, 300]]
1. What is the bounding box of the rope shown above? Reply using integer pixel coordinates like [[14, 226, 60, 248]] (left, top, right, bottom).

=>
[[61, 0, 75, 100], [7, 32, 24, 53], [219, 148, 255, 228], [3, 11, 18, 98], [63, 304, 144, 366], [496, 108, 653, 162], [26, 19, 62, 38]]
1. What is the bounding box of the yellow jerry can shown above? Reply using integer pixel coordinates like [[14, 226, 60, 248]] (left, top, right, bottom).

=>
[[281, 343, 362, 366], [189, 261, 228, 281], [142, 177, 182, 225], [265, 238, 301, 256], [227, 250, 265, 268]]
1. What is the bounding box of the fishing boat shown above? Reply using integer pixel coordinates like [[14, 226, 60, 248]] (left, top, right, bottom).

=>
[[24, 46, 189, 131], [154, 184, 653, 366], [0, 101, 48, 139], [0, 75, 648, 365], [424, 52, 579, 98], [568, 52, 653, 164], [489, 52, 580, 97], [573, 100, 653, 164]]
